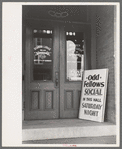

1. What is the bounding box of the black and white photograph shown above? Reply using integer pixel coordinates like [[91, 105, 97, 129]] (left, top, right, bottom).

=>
[[2, 2, 120, 147]]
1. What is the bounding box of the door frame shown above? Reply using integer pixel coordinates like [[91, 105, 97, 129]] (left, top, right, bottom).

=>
[[23, 18, 91, 120]]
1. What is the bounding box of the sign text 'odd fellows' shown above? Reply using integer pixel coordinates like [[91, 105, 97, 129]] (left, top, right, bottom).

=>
[[79, 69, 108, 122]]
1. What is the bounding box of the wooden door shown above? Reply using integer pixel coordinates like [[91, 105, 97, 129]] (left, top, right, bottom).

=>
[[59, 23, 91, 118], [24, 20, 91, 120], [24, 20, 60, 120]]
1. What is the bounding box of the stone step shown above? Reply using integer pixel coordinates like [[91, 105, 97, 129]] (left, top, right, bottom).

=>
[[22, 119, 116, 141]]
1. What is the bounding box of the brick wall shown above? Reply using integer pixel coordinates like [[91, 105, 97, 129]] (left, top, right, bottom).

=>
[[95, 6, 115, 123]]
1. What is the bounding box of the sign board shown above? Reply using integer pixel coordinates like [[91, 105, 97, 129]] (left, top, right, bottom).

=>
[[79, 69, 108, 122]]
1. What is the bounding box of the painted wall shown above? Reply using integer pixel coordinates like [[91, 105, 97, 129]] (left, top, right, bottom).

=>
[[94, 6, 115, 123]]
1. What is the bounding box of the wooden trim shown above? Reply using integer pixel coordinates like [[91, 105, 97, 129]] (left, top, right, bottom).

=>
[[25, 17, 91, 25], [91, 6, 97, 69]]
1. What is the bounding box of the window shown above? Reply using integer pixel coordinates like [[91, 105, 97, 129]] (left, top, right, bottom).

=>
[[33, 29, 53, 81], [66, 31, 84, 81]]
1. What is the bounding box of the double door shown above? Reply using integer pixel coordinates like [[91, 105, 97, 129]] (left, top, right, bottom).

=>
[[24, 19, 91, 120]]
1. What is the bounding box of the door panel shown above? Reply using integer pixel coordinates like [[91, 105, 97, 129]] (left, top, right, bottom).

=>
[[24, 20, 60, 120], [59, 23, 90, 118]]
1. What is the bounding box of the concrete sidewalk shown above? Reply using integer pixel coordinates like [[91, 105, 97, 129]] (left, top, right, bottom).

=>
[[23, 135, 116, 144], [23, 119, 116, 141]]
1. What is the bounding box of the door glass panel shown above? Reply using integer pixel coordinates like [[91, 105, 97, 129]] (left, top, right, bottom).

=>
[[66, 31, 84, 81], [33, 29, 53, 81]]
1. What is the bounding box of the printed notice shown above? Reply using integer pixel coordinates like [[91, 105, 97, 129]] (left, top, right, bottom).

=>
[[79, 69, 108, 122]]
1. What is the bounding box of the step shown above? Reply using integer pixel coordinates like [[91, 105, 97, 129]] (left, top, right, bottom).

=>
[[22, 119, 116, 141]]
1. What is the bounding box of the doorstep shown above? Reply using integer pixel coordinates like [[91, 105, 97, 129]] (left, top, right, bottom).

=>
[[22, 119, 116, 141]]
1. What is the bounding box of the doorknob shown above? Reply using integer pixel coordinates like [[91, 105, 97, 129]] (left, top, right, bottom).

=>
[[55, 72, 59, 87], [55, 78, 58, 87]]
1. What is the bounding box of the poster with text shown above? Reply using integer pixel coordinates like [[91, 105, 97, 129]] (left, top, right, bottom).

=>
[[79, 69, 108, 122]]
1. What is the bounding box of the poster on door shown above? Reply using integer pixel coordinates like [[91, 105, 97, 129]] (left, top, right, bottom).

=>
[[79, 69, 108, 122]]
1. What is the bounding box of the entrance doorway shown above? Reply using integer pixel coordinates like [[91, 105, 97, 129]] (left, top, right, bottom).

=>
[[24, 19, 91, 120]]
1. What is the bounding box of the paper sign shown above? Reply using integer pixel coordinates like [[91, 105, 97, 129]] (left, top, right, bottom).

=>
[[79, 69, 108, 122]]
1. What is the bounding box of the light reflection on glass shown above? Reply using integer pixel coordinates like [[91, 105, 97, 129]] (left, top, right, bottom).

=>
[[33, 29, 53, 81], [66, 31, 84, 81]]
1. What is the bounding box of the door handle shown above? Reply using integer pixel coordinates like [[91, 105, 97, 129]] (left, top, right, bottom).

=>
[[55, 78, 58, 87], [55, 72, 59, 87]]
